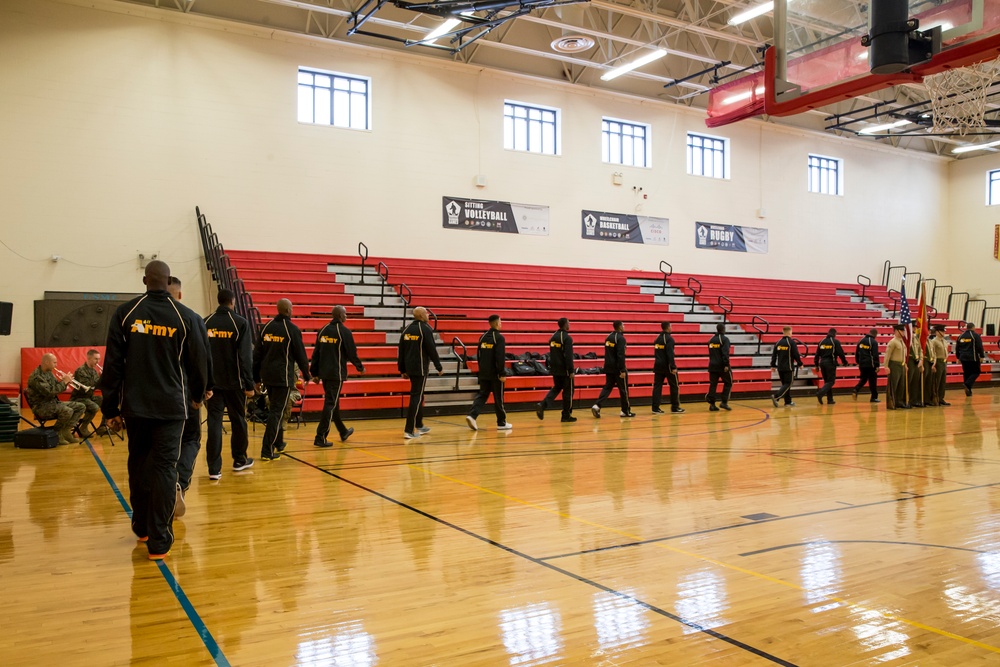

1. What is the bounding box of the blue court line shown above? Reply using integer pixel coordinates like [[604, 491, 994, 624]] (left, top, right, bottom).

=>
[[85, 440, 231, 667]]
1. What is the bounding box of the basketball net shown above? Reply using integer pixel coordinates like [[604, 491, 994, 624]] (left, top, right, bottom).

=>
[[923, 56, 1000, 135]]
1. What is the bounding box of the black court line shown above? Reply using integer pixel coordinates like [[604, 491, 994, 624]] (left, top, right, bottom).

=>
[[283, 452, 798, 667], [538, 481, 1000, 561], [740, 540, 993, 558]]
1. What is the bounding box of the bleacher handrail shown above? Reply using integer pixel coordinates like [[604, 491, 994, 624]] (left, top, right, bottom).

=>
[[887, 288, 901, 317], [717, 296, 734, 323], [398, 283, 413, 331], [196, 207, 262, 333], [932, 285, 952, 313], [751, 315, 769, 355], [984, 306, 1000, 336], [686, 277, 703, 314], [426, 307, 438, 332], [882, 261, 906, 292], [856, 274, 870, 298], [659, 260, 673, 296], [377, 261, 390, 306], [903, 272, 922, 296], [948, 292, 970, 321], [451, 336, 468, 391], [966, 298, 987, 328], [358, 242, 369, 284]]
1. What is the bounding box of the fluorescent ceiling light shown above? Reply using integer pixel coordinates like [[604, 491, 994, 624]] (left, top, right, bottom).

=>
[[952, 140, 1000, 154], [422, 18, 461, 44], [729, 2, 774, 26], [859, 120, 911, 134], [722, 86, 765, 105], [601, 49, 668, 81], [923, 21, 954, 31]]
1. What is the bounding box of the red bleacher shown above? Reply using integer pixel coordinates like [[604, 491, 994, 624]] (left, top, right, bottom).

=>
[[227, 250, 995, 415]]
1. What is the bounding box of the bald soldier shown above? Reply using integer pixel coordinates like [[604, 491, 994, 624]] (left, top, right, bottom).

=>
[[26, 353, 86, 444], [253, 298, 310, 460], [310, 305, 365, 446], [397, 306, 443, 439], [101, 260, 210, 560]]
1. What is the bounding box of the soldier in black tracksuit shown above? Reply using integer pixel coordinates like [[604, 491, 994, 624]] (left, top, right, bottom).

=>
[[537, 318, 576, 422], [467, 315, 509, 430], [652, 322, 683, 413], [769, 327, 802, 406], [955, 323, 986, 395], [853, 328, 881, 402], [253, 299, 310, 460], [311, 305, 365, 446], [204, 289, 255, 476], [706, 323, 732, 411], [397, 307, 443, 438], [592, 321, 632, 418], [814, 328, 848, 404], [101, 261, 210, 559]]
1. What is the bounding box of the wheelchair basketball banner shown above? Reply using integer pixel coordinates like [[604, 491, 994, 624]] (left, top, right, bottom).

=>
[[695, 222, 768, 253], [443, 197, 549, 236], [580, 210, 669, 245]]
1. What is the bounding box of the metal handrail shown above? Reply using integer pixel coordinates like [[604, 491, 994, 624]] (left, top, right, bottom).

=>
[[792, 338, 809, 379], [717, 295, 734, 323], [966, 298, 987, 328], [933, 285, 952, 313], [659, 260, 673, 296], [451, 336, 468, 391], [195, 206, 259, 332], [751, 315, 769, 355], [948, 292, 970, 320], [686, 277, 703, 314], [984, 306, 1000, 337], [903, 271, 922, 294], [427, 307, 438, 332], [887, 289, 901, 317], [882, 261, 907, 290], [398, 283, 413, 331], [358, 242, 369, 284], [856, 274, 871, 299], [377, 261, 390, 306]]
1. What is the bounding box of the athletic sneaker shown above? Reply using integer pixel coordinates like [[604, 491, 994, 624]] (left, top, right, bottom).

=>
[[771, 396, 779, 408], [719, 404, 732, 411], [560, 415, 578, 422], [620, 411, 636, 418], [786, 401, 797, 407], [465, 416, 478, 431], [497, 423, 513, 431], [340, 427, 355, 442], [708, 405, 720, 412], [416, 426, 431, 435], [591, 405, 601, 418], [535, 403, 545, 420], [403, 431, 420, 439], [174, 483, 186, 518], [671, 407, 686, 413], [314, 439, 333, 448], [233, 459, 254, 471], [147, 552, 169, 561], [652, 408, 665, 414], [275, 442, 287, 453], [208, 472, 222, 480], [261, 451, 280, 461], [965, 386, 973, 396]]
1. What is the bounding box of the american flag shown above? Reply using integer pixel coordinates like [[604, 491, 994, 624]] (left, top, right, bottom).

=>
[[899, 282, 913, 351]]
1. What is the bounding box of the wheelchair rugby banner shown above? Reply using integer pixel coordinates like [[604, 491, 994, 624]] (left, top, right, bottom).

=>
[[580, 210, 669, 245], [695, 221, 768, 254], [443, 197, 549, 236]]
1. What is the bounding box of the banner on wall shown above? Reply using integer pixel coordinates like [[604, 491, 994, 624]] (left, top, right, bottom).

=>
[[442, 197, 549, 236], [580, 210, 669, 245], [994, 224, 999, 260], [695, 221, 768, 254]]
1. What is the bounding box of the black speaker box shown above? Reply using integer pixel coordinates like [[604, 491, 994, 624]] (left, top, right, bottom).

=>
[[14, 427, 59, 449], [0, 301, 11, 336]]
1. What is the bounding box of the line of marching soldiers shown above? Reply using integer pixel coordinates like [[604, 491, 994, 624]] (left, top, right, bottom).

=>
[[769, 322, 987, 410]]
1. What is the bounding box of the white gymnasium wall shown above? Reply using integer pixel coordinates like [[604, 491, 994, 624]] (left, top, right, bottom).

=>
[[0, 0, 951, 382], [947, 155, 1000, 313]]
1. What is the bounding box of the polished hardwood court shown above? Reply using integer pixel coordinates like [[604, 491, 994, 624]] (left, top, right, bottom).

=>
[[2, 391, 1000, 666]]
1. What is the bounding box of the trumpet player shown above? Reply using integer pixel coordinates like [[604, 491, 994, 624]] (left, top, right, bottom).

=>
[[71, 349, 104, 437], [26, 353, 86, 444]]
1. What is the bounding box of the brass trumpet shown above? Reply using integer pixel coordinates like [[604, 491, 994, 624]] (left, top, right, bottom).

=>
[[54, 369, 93, 392]]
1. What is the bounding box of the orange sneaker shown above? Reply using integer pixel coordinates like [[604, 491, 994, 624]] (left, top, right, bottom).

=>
[[147, 552, 169, 561]]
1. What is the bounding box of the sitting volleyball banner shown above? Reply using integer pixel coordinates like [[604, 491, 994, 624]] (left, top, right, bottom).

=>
[[695, 221, 768, 253], [443, 197, 549, 236], [580, 210, 669, 245]]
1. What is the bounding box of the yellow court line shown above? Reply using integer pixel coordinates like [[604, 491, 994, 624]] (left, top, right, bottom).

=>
[[340, 438, 1000, 655]]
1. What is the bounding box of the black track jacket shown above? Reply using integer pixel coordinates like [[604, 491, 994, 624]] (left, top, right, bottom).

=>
[[253, 314, 310, 387], [548, 330, 574, 376], [476, 328, 506, 380], [205, 306, 254, 391], [653, 331, 677, 374], [603, 331, 627, 373], [708, 333, 731, 371], [310, 320, 364, 381], [397, 320, 442, 377], [855, 334, 880, 368], [770, 336, 802, 372]]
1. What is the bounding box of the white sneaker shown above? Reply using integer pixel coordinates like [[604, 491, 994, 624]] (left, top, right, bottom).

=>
[[174, 483, 186, 518], [466, 415, 478, 431], [416, 426, 431, 434], [591, 405, 601, 418], [403, 431, 420, 439], [497, 423, 513, 431]]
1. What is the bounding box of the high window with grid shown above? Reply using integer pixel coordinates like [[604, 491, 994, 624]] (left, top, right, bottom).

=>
[[988, 169, 1000, 205], [504, 101, 559, 155], [686, 132, 729, 179], [807, 154, 843, 195], [297, 68, 370, 130], [603, 118, 650, 168]]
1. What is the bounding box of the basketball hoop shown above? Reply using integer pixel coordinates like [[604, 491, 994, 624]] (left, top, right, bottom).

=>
[[923, 56, 1000, 135]]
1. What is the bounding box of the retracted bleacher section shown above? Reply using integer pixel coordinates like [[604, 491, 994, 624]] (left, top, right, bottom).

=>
[[222, 249, 997, 418]]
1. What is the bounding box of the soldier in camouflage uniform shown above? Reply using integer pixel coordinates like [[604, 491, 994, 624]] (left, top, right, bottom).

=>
[[71, 349, 104, 437], [27, 353, 85, 444]]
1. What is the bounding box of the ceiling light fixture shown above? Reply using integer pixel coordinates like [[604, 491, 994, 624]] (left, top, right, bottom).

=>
[[729, 2, 774, 26], [722, 85, 765, 105], [952, 140, 1000, 154], [859, 119, 911, 134], [601, 49, 668, 81], [421, 18, 461, 44]]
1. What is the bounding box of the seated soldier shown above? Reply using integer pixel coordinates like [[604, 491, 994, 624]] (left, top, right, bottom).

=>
[[71, 349, 104, 437], [26, 353, 86, 444]]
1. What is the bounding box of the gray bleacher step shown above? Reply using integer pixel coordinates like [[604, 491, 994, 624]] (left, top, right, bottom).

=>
[[639, 286, 685, 296], [327, 263, 378, 276], [732, 344, 761, 355], [353, 294, 405, 307], [627, 278, 666, 287], [365, 306, 412, 319], [343, 283, 391, 296], [683, 312, 725, 322], [653, 295, 701, 306], [671, 303, 713, 314], [698, 323, 744, 333], [751, 356, 772, 366], [424, 377, 480, 391]]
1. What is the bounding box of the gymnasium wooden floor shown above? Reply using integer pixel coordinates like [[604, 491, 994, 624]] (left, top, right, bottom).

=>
[[2, 390, 1000, 666]]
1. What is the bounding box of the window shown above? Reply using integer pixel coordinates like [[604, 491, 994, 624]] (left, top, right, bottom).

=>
[[504, 101, 559, 155], [807, 154, 843, 195], [686, 132, 729, 179], [298, 67, 370, 130], [603, 118, 650, 168], [988, 169, 1000, 205]]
